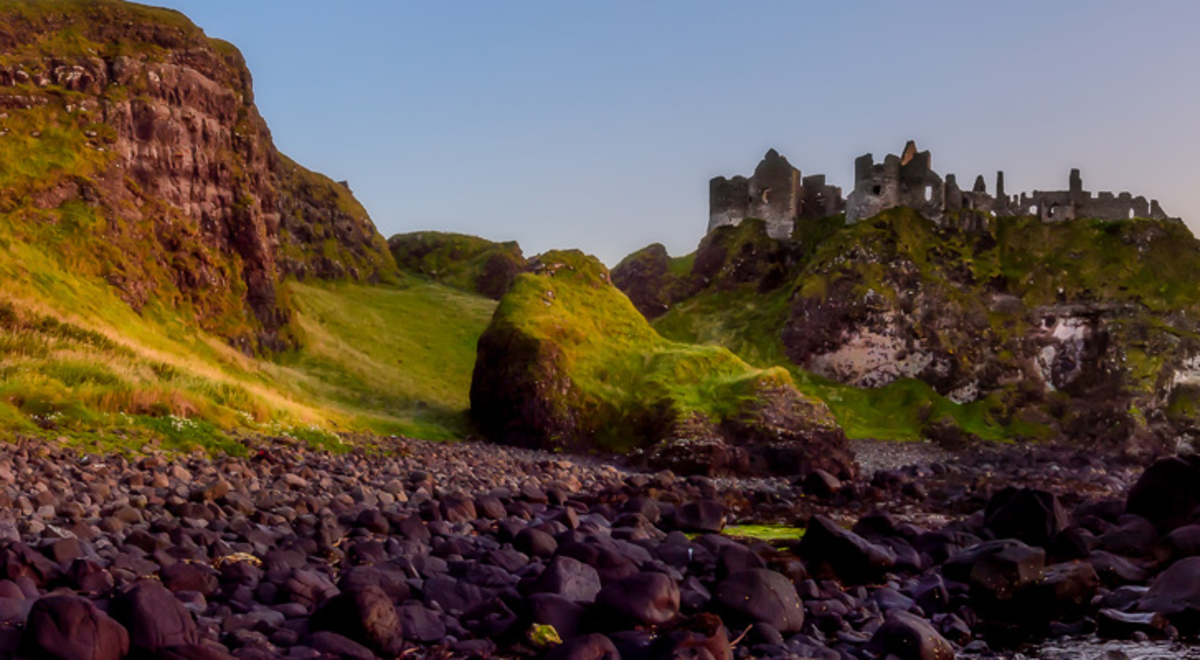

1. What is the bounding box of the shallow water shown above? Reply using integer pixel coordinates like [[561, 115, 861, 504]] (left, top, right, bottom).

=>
[[1006, 636, 1200, 659]]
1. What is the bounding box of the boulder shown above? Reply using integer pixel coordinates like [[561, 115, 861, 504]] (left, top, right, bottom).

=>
[[309, 585, 404, 657], [673, 500, 726, 534], [942, 539, 1044, 614], [1139, 556, 1200, 633], [983, 487, 1069, 547], [21, 594, 129, 660], [545, 633, 621, 660], [868, 611, 956, 660], [526, 556, 602, 603], [1127, 455, 1200, 533], [594, 571, 681, 627], [715, 568, 805, 633], [798, 514, 897, 584], [109, 579, 199, 653]]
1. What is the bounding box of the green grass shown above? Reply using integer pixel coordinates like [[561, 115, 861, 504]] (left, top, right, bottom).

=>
[[277, 279, 496, 439]]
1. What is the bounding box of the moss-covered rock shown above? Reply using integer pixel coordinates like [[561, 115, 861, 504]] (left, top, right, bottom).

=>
[[389, 231, 525, 300], [616, 207, 1200, 451], [470, 250, 854, 478]]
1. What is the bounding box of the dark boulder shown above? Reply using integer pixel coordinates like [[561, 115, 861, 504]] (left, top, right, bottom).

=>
[[152, 644, 237, 660], [673, 500, 726, 534], [21, 594, 130, 660], [303, 631, 377, 660], [109, 579, 199, 653], [594, 571, 680, 627], [715, 568, 804, 633], [1127, 455, 1200, 533], [546, 633, 620, 660], [526, 556, 602, 603], [868, 611, 956, 660], [798, 514, 897, 584], [942, 539, 1044, 614], [309, 585, 404, 657], [983, 487, 1069, 547], [526, 594, 586, 641], [1139, 556, 1200, 633]]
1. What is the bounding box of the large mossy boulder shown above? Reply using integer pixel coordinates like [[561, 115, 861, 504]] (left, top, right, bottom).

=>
[[389, 231, 525, 299], [470, 250, 854, 479]]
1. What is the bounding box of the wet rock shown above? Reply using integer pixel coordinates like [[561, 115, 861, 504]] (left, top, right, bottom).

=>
[[1138, 556, 1200, 633], [868, 611, 956, 660]]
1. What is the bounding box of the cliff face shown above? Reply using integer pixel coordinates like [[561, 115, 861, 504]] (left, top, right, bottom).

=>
[[616, 210, 1200, 453], [0, 0, 396, 350]]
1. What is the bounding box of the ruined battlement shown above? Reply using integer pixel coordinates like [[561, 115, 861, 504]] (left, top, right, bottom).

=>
[[708, 149, 844, 239], [710, 142, 1176, 236]]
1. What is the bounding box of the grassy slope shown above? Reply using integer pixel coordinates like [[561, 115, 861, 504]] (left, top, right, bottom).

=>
[[0, 223, 495, 450], [279, 280, 495, 439]]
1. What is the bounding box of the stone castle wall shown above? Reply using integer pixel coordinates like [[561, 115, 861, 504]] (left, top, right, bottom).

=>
[[711, 142, 1176, 234]]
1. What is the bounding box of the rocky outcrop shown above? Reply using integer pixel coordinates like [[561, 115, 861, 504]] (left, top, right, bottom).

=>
[[617, 205, 1200, 450], [470, 250, 854, 479], [0, 1, 396, 351], [388, 231, 525, 299]]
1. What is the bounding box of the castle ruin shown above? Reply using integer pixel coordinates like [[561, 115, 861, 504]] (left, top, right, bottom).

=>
[[708, 149, 844, 239], [710, 141, 1175, 235]]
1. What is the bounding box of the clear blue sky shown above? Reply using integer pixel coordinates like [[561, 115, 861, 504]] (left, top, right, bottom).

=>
[[155, 0, 1200, 266]]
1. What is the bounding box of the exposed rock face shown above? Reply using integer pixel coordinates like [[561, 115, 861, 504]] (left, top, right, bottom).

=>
[[0, 1, 396, 351], [618, 204, 1200, 450]]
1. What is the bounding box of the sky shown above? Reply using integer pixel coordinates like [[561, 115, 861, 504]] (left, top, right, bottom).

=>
[[154, 0, 1200, 266]]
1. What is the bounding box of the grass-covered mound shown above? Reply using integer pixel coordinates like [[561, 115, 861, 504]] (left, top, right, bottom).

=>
[[389, 231, 525, 299], [470, 250, 854, 478]]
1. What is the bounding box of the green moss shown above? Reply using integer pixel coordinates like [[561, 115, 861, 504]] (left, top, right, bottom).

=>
[[723, 524, 806, 542]]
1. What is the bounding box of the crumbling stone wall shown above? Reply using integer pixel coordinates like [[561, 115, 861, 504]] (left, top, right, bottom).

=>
[[709, 149, 844, 239], [712, 141, 1177, 235], [844, 143, 1175, 225]]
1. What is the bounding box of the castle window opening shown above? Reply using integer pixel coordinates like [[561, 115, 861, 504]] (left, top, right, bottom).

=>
[[924, 185, 932, 202], [872, 185, 882, 195], [1129, 208, 1135, 219]]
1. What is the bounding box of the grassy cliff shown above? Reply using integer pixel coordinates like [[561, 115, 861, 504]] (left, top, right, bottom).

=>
[[0, 1, 489, 451], [623, 211, 1200, 446]]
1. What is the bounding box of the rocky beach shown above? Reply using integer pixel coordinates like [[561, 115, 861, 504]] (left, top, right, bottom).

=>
[[0, 434, 1193, 660]]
